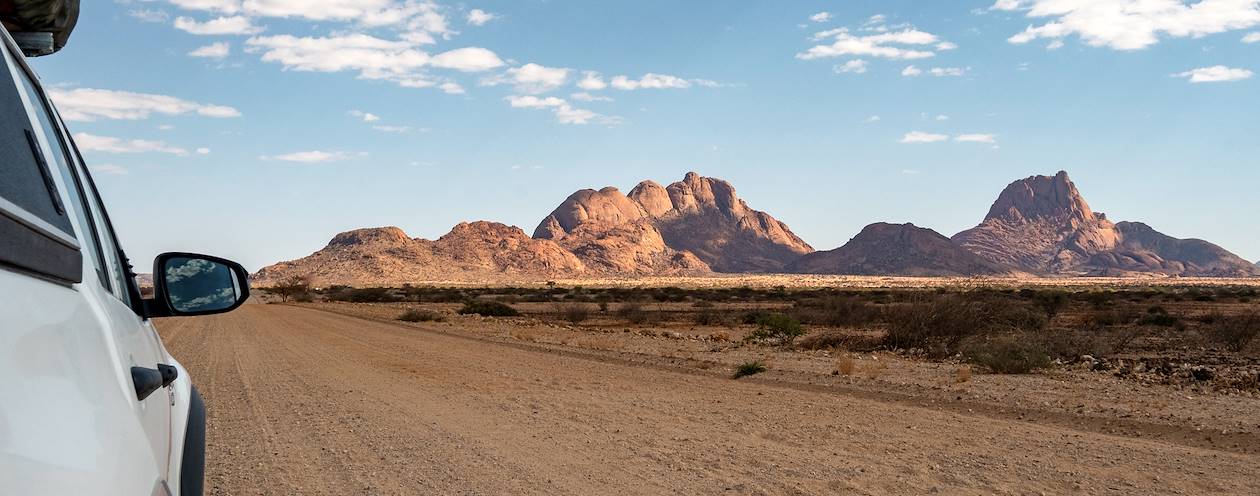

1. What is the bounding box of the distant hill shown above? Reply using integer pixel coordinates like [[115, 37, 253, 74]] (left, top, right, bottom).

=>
[[535, 172, 813, 273], [953, 171, 1258, 277], [787, 223, 1010, 276], [250, 170, 1256, 286]]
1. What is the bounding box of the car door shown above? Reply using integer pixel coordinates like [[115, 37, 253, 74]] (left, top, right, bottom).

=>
[[0, 31, 172, 495]]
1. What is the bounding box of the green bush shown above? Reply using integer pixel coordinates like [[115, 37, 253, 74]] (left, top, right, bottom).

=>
[[732, 361, 767, 379], [964, 338, 1052, 374], [397, 309, 446, 322], [457, 300, 520, 317], [746, 313, 805, 346]]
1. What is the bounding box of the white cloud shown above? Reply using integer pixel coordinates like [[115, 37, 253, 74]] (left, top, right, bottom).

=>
[[1172, 65, 1254, 82], [901, 65, 923, 76], [467, 8, 496, 26], [955, 133, 997, 143], [74, 133, 190, 155], [174, 15, 263, 35], [506, 95, 566, 108], [571, 92, 613, 102], [91, 164, 130, 175], [245, 34, 433, 87], [169, 0, 241, 15], [936, 41, 958, 50], [1046, 39, 1065, 50], [1244, 31, 1260, 42], [130, 9, 171, 23], [429, 47, 504, 72], [195, 147, 211, 154], [799, 25, 947, 60], [834, 59, 869, 74], [935, 114, 950, 121], [995, 0, 1260, 50], [900, 131, 949, 143], [577, 71, 607, 90], [484, 63, 571, 94], [371, 125, 411, 133], [865, 115, 881, 123], [189, 41, 230, 59], [810, 12, 832, 23], [49, 88, 241, 122], [929, 66, 968, 77], [348, 110, 380, 122], [263, 150, 350, 163], [610, 73, 695, 90], [504, 95, 616, 125], [439, 82, 465, 94]]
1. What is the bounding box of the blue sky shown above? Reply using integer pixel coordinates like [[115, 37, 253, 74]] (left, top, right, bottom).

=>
[[29, 0, 1260, 270]]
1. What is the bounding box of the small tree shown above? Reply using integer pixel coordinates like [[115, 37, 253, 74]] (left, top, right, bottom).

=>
[[746, 313, 805, 346], [273, 275, 312, 303]]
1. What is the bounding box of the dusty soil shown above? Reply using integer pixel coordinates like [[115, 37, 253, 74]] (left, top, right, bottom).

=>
[[159, 303, 1260, 495]]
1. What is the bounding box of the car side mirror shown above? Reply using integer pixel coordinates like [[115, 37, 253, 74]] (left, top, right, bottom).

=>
[[145, 252, 250, 318]]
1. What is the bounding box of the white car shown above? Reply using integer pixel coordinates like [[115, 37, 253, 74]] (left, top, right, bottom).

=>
[[0, 23, 249, 496]]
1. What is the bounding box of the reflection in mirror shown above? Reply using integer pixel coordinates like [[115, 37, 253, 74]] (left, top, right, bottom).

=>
[[163, 256, 240, 313]]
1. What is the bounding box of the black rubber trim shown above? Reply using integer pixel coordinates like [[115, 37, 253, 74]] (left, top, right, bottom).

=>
[[181, 386, 206, 496], [0, 211, 81, 282]]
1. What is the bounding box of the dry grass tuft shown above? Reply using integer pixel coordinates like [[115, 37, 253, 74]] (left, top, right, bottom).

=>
[[863, 359, 889, 379], [836, 358, 856, 376], [510, 329, 540, 342], [955, 365, 972, 383], [709, 330, 731, 342]]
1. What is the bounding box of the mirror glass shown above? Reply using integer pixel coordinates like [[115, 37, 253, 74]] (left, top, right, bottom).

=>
[[162, 256, 241, 313]]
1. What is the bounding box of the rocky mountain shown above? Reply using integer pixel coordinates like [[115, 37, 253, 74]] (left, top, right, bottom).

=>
[[535, 172, 813, 273], [953, 171, 1257, 277], [787, 223, 1010, 276], [251, 222, 586, 287]]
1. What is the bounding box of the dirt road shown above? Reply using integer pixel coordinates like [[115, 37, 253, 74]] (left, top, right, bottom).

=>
[[158, 305, 1259, 495]]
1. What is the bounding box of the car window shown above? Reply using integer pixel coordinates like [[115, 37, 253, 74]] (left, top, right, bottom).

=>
[[64, 129, 135, 302], [8, 49, 112, 292], [0, 41, 82, 282]]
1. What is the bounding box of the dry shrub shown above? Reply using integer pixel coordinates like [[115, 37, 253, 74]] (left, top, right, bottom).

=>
[[397, 309, 446, 323], [1204, 313, 1260, 352], [836, 358, 856, 376], [955, 365, 972, 383], [510, 329, 540, 342], [459, 300, 519, 317], [695, 309, 733, 326], [882, 294, 1046, 357], [708, 330, 731, 342], [617, 302, 658, 325], [791, 295, 878, 327], [556, 302, 592, 323], [962, 337, 1051, 374], [863, 360, 888, 379]]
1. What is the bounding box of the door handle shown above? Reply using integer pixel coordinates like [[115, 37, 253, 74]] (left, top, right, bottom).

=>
[[131, 366, 163, 401], [157, 363, 178, 388]]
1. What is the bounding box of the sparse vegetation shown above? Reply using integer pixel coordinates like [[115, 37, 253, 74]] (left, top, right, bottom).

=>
[[273, 275, 313, 303], [458, 300, 520, 317], [556, 302, 592, 323], [397, 309, 446, 322], [963, 338, 1052, 374], [746, 313, 805, 346], [1204, 313, 1260, 352], [732, 361, 767, 379], [836, 358, 855, 376]]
